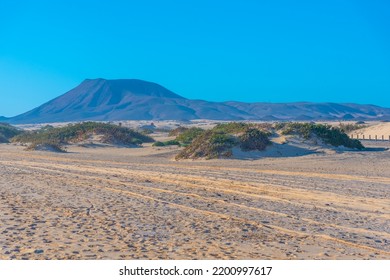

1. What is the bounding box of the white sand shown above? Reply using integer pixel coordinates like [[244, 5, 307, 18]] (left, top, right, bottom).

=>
[[1, 138, 389, 260], [353, 122, 390, 138]]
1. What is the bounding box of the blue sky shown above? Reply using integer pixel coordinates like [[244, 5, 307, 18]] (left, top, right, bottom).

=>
[[0, 0, 389, 116]]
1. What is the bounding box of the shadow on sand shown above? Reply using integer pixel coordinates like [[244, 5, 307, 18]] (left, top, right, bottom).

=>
[[362, 147, 389, 152], [232, 143, 319, 160]]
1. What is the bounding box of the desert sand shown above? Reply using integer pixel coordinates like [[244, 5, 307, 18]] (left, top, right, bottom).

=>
[[353, 122, 390, 138], [0, 132, 389, 260]]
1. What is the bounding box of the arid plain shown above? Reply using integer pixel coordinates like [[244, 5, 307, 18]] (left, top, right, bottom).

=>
[[1, 122, 389, 260]]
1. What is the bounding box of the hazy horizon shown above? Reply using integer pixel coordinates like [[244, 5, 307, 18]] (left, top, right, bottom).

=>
[[1, 0, 389, 116]]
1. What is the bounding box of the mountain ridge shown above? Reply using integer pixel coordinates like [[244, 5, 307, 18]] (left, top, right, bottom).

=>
[[6, 78, 390, 124]]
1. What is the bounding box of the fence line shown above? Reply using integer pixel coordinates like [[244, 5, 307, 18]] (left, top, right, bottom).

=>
[[350, 134, 390, 141]]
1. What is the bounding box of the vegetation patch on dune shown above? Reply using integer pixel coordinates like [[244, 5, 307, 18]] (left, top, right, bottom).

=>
[[239, 128, 271, 151], [0, 123, 22, 143], [214, 122, 273, 136], [338, 123, 367, 133], [212, 122, 250, 134], [176, 121, 365, 160], [176, 122, 272, 160], [152, 140, 180, 147], [174, 127, 204, 146], [25, 141, 67, 153], [11, 122, 154, 147], [275, 122, 364, 149], [176, 130, 236, 159], [168, 126, 189, 137]]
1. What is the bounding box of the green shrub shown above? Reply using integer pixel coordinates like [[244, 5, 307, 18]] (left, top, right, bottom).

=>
[[239, 128, 271, 151], [252, 122, 274, 132], [213, 122, 250, 134], [175, 127, 204, 145], [338, 123, 366, 133], [153, 139, 181, 147], [39, 125, 54, 131], [164, 140, 180, 146], [176, 122, 275, 160], [176, 130, 237, 160], [11, 122, 154, 146], [152, 141, 166, 147], [0, 123, 22, 143], [168, 126, 189, 136], [25, 140, 67, 153], [273, 122, 288, 130], [0, 134, 8, 143], [277, 122, 364, 149], [214, 122, 273, 136]]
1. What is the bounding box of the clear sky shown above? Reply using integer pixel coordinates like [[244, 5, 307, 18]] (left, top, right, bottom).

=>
[[0, 0, 389, 117]]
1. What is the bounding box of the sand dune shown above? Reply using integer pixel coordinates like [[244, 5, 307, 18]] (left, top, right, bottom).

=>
[[354, 122, 390, 137], [0, 141, 389, 260]]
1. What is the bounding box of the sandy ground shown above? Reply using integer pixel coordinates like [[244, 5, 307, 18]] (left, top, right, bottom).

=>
[[353, 122, 390, 138], [0, 139, 389, 260]]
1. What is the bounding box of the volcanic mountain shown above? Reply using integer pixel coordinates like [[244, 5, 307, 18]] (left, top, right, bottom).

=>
[[7, 78, 390, 123]]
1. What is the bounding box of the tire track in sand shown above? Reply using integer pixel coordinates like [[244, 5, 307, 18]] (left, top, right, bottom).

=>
[[3, 161, 389, 256]]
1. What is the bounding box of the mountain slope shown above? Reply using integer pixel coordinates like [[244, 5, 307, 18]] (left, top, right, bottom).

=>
[[7, 79, 390, 123]]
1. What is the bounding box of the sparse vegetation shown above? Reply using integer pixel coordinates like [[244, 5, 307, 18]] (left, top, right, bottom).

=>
[[276, 122, 364, 149], [152, 140, 180, 147], [25, 141, 67, 153], [4, 121, 367, 157], [11, 122, 154, 147], [239, 128, 271, 151], [176, 130, 237, 160], [214, 122, 273, 136], [176, 123, 272, 160], [168, 126, 189, 137], [152, 141, 165, 147], [0, 123, 22, 143], [213, 122, 250, 134], [175, 127, 204, 145], [338, 123, 366, 133]]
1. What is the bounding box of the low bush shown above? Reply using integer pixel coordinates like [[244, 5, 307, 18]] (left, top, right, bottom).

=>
[[164, 140, 180, 146], [168, 126, 189, 137], [175, 127, 204, 145], [152, 140, 180, 147], [176, 130, 237, 160], [277, 122, 364, 149], [213, 122, 250, 134], [176, 123, 272, 160], [239, 128, 271, 151], [0, 123, 22, 143], [152, 141, 165, 147], [11, 122, 154, 146], [25, 140, 67, 153], [338, 123, 366, 133]]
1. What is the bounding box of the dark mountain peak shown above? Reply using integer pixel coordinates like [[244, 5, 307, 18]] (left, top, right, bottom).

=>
[[79, 78, 185, 100]]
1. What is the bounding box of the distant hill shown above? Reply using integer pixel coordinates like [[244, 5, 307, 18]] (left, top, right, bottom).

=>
[[7, 78, 390, 124], [0, 116, 8, 121]]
